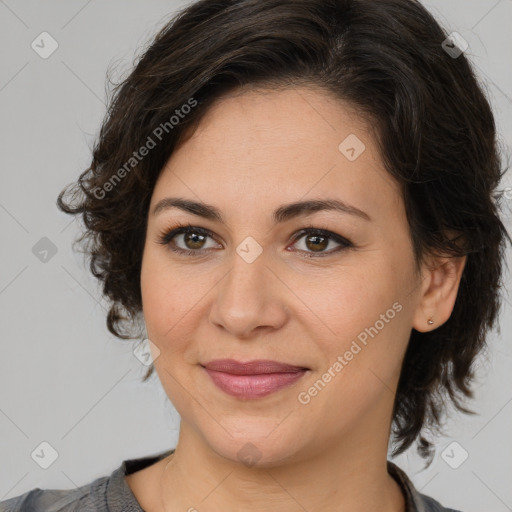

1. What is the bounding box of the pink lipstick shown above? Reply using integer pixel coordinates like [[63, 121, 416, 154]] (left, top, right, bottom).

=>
[[201, 359, 309, 399]]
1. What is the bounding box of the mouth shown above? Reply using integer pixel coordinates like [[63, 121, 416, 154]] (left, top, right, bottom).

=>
[[201, 359, 310, 399]]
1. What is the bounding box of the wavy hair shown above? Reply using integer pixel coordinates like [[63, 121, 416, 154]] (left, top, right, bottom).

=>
[[57, 0, 511, 463]]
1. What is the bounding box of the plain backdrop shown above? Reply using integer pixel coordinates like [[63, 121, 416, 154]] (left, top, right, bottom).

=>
[[0, 1, 511, 510]]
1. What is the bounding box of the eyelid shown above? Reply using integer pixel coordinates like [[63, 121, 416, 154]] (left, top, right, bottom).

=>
[[156, 222, 354, 257], [289, 225, 353, 257], [156, 223, 221, 253]]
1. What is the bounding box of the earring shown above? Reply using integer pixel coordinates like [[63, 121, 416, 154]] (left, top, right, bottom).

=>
[[427, 317, 434, 325]]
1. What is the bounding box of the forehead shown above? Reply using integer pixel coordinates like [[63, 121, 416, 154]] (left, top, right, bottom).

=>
[[152, 86, 402, 226]]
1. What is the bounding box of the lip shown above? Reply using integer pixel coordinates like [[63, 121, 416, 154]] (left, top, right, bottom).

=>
[[201, 359, 309, 399], [202, 359, 308, 374]]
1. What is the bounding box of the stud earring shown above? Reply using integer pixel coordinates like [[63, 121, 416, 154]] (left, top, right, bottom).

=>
[[427, 317, 434, 325]]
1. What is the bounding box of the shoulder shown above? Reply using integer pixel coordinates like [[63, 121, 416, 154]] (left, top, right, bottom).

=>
[[0, 475, 110, 512], [416, 491, 463, 512], [387, 461, 464, 512], [0, 449, 174, 512]]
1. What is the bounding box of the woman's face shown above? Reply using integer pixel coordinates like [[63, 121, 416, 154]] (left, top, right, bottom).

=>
[[140, 85, 427, 465]]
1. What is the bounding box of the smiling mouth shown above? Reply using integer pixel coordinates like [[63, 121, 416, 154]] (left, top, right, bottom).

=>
[[201, 359, 310, 399]]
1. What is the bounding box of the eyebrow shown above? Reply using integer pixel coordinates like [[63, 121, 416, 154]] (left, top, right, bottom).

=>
[[152, 197, 371, 223]]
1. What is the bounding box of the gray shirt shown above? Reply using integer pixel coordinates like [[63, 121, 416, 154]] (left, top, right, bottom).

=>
[[0, 449, 462, 511]]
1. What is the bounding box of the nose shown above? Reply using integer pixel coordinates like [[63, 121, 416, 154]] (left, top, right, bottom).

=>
[[208, 246, 289, 339]]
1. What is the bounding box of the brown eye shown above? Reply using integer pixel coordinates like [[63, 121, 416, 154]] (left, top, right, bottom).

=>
[[158, 225, 353, 258], [182, 231, 208, 250], [157, 225, 220, 255], [303, 234, 329, 252], [290, 228, 353, 257]]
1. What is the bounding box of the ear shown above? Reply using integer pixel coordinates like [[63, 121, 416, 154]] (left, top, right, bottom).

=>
[[412, 253, 467, 333]]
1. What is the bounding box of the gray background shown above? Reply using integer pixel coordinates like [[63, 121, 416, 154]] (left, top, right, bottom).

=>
[[0, 1, 511, 510]]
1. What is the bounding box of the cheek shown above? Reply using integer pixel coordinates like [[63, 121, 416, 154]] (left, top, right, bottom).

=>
[[311, 257, 412, 377], [301, 289, 409, 431], [140, 248, 215, 353], [140, 257, 201, 405], [310, 265, 392, 335], [141, 250, 182, 342]]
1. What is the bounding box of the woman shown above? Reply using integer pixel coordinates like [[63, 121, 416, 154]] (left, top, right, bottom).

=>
[[1, 0, 509, 510]]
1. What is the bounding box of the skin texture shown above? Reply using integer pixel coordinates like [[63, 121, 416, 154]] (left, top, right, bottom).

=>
[[126, 85, 466, 512]]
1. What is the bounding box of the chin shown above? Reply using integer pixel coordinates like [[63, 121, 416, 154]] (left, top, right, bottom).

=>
[[201, 422, 307, 469]]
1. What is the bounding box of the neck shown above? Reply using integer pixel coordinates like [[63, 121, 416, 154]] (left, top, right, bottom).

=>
[[158, 424, 405, 512]]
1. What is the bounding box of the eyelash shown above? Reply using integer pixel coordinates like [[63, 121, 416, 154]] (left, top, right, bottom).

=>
[[156, 222, 354, 259]]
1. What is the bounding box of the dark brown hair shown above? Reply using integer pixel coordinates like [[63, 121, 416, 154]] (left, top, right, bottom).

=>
[[57, 0, 511, 463]]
